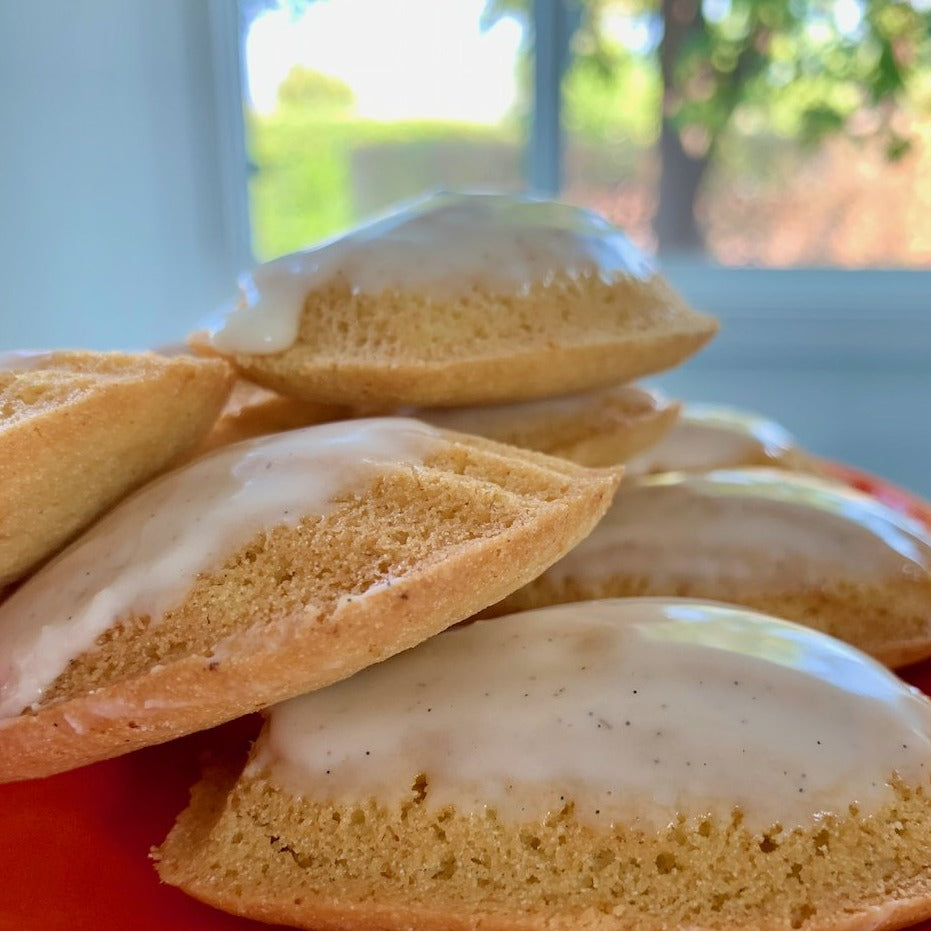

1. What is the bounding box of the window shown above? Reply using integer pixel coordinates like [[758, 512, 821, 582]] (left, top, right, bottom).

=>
[[236, 0, 528, 261], [228, 0, 931, 271], [558, 0, 931, 268]]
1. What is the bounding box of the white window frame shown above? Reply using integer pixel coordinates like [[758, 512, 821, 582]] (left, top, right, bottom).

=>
[[208, 0, 253, 276], [208, 0, 931, 371]]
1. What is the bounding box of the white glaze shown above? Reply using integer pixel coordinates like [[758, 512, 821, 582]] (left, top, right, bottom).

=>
[[206, 192, 655, 354], [625, 403, 797, 476], [0, 418, 440, 718], [415, 385, 667, 436], [254, 599, 931, 832], [543, 469, 930, 590]]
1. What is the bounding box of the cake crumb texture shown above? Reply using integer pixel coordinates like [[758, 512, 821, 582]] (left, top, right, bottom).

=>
[[0, 350, 234, 587], [156, 768, 931, 931], [192, 273, 717, 406]]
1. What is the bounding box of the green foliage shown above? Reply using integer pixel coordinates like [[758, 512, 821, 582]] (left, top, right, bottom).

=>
[[247, 112, 353, 259], [248, 71, 358, 258], [483, 0, 931, 159], [276, 67, 355, 114], [563, 38, 662, 145], [247, 95, 522, 259], [681, 0, 928, 156]]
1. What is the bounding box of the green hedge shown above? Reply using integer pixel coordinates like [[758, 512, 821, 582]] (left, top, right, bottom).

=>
[[247, 114, 525, 259]]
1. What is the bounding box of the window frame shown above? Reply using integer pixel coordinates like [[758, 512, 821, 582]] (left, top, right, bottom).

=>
[[208, 0, 253, 275]]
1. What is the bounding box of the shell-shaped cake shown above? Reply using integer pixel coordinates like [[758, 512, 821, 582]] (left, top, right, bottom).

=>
[[415, 384, 680, 467], [625, 402, 806, 477], [194, 378, 351, 456], [191, 193, 717, 406], [196, 381, 681, 470], [0, 418, 620, 782], [155, 599, 931, 931], [491, 468, 931, 667], [0, 350, 234, 588]]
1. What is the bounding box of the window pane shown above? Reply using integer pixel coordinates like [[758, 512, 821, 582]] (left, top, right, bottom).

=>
[[561, 0, 931, 267], [241, 0, 529, 261], [700, 126, 931, 266], [562, 7, 661, 257]]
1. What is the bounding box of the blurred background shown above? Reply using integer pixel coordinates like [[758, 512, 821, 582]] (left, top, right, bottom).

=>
[[1, 0, 929, 490]]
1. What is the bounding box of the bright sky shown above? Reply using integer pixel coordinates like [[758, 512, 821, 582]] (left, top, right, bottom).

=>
[[245, 0, 525, 122]]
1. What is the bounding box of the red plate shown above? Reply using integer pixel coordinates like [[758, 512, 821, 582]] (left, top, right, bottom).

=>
[[1, 463, 930, 931]]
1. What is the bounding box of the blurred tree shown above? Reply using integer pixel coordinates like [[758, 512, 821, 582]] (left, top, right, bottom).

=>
[[485, 0, 931, 252], [277, 66, 356, 115], [563, 46, 660, 145]]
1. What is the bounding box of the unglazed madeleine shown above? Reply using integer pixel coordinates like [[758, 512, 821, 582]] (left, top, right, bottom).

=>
[[155, 599, 931, 931], [199, 382, 680, 469], [0, 419, 620, 782], [194, 378, 351, 455], [412, 385, 681, 468], [191, 193, 717, 407], [490, 468, 931, 667], [0, 350, 234, 588], [625, 402, 807, 477]]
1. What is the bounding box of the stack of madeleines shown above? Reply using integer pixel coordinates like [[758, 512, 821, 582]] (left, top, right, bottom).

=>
[[1, 192, 929, 931]]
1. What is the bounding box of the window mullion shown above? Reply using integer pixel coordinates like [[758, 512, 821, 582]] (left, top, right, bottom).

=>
[[208, 0, 254, 269], [529, 0, 569, 196]]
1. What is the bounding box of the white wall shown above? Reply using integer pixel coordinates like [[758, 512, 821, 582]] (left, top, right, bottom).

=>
[[0, 0, 239, 350], [659, 266, 931, 496]]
